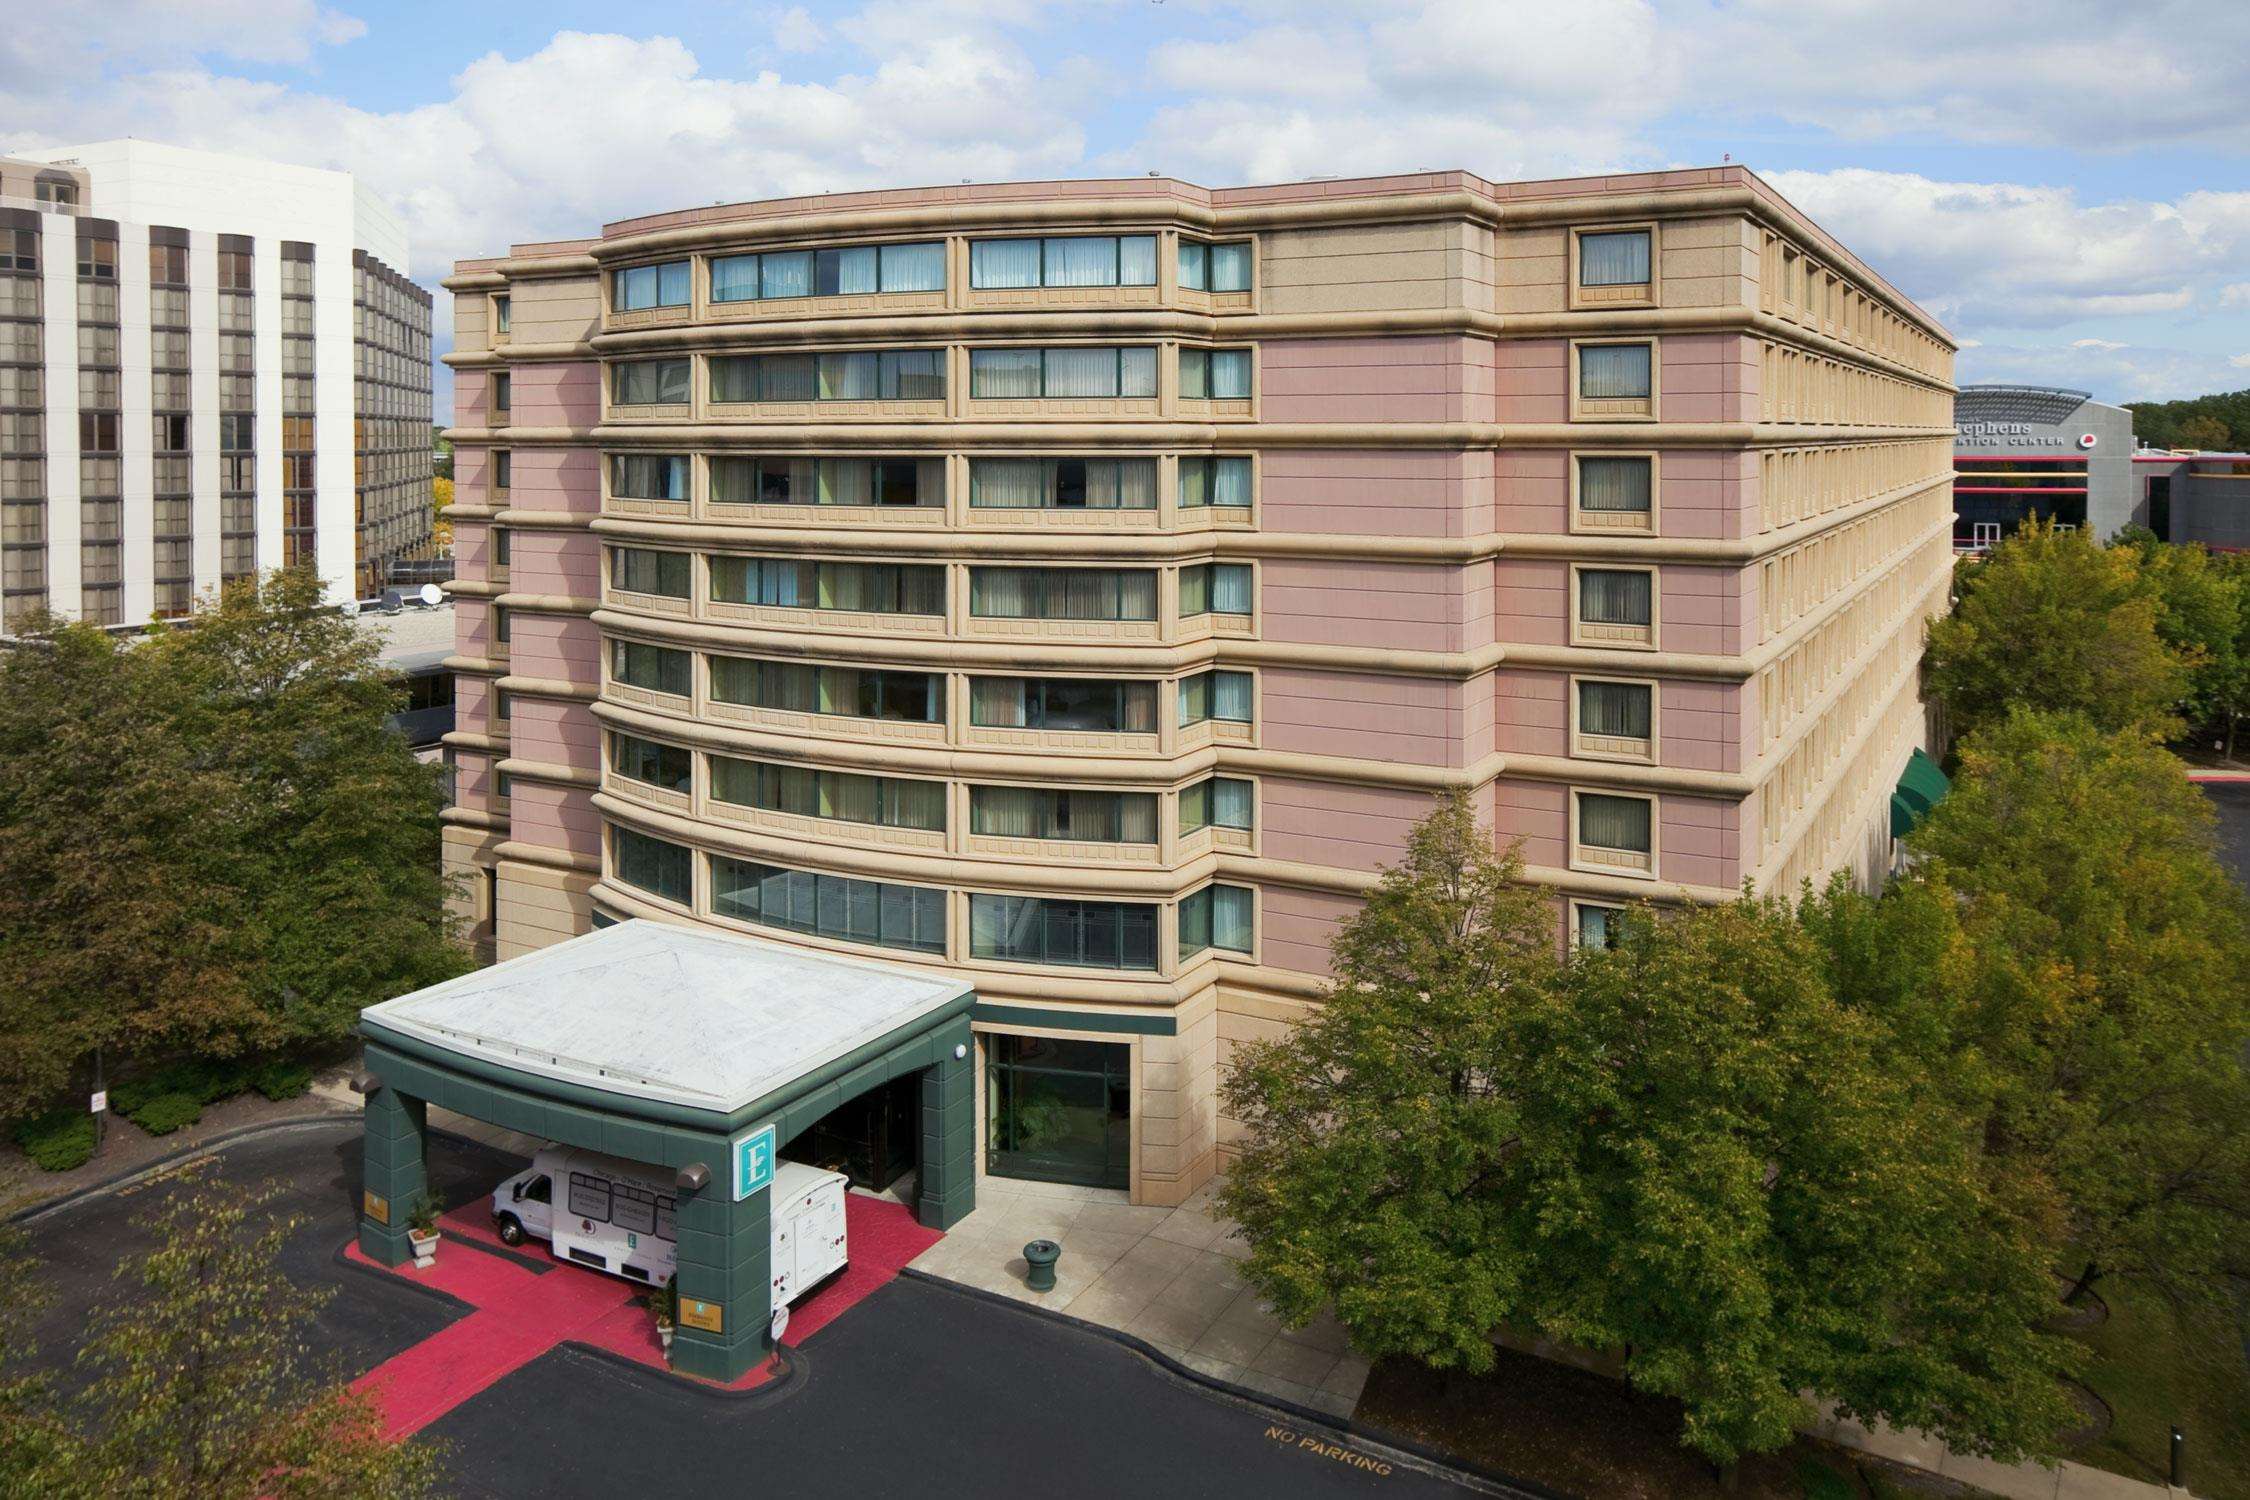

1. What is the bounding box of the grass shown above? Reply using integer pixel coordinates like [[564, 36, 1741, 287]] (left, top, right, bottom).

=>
[[2074, 1275, 2250, 1499]]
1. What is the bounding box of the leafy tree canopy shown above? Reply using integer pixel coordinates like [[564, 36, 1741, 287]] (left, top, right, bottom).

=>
[[2124, 389, 2250, 451]]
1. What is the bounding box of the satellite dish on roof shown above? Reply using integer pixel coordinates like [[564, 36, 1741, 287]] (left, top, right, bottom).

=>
[[418, 583, 444, 607], [379, 589, 405, 615]]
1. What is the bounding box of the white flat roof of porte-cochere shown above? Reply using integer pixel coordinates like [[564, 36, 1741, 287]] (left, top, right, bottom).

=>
[[361, 920, 971, 1115]]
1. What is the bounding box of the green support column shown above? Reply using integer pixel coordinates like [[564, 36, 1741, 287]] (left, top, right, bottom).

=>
[[917, 1019, 976, 1230], [358, 1086, 427, 1266], [670, 1181, 771, 1383]]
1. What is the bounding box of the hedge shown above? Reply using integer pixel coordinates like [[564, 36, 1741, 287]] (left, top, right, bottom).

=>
[[13, 1108, 96, 1172], [129, 1092, 203, 1137]]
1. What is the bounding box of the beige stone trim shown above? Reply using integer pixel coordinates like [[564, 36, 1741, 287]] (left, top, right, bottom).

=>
[[495, 673, 601, 703], [496, 840, 602, 874], [443, 655, 503, 676], [494, 591, 600, 615], [497, 756, 601, 788], [492, 508, 595, 532], [445, 580, 503, 599], [1568, 672, 1660, 765]]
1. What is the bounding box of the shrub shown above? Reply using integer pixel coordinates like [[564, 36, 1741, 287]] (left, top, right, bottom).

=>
[[13, 1108, 96, 1172], [250, 1060, 313, 1101], [130, 1092, 202, 1136], [110, 1058, 257, 1116]]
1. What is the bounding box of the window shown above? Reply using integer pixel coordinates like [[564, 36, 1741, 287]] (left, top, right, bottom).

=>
[[1178, 456, 1252, 509], [610, 454, 689, 501], [713, 759, 945, 832], [708, 241, 945, 301], [77, 239, 117, 280], [970, 787, 1157, 843], [567, 1173, 613, 1222], [711, 858, 946, 953], [34, 180, 78, 208], [1180, 884, 1254, 957], [612, 826, 692, 903], [1179, 240, 1252, 293], [1179, 776, 1253, 835], [78, 413, 119, 453], [219, 414, 253, 452], [493, 526, 510, 566], [491, 372, 510, 412], [1578, 792, 1654, 862], [969, 347, 1157, 400], [710, 456, 940, 507], [611, 733, 692, 793], [1177, 670, 1252, 727], [0, 228, 36, 272], [970, 677, 1157, 734], [710, 658, 943, 723], [1578, 568, 1653, 630], [969, 896, 1158, 970], [969, 568, 1156, 622], [1579, 229, 1652, 288], [1579, 343, 1652, 400], [1179, 563, 1251, 617], [612, 360, 690, 405], [1577, 679, 1653, 749], [612, 260, 690, 311], [968, 457, 1155, 510], [1574, 902, 1626, 950], [611, 546, 691, 598], [969, 235, 1156, 290], [492, 451, 512, 492], [492, 295, 510, 333], [711, 556, 943, 615], [1179, 348, 1252, 400], [609, 638, 692, 695], [1577, 455, 1653, 520], [710, 350, 944, 403]]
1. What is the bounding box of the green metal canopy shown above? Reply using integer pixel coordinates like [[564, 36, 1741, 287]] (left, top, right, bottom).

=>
[[1889, 747, 1952, 837]]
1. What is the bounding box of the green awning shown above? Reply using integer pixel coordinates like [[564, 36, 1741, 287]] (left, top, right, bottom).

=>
[[1890, 747, 1952, 836]]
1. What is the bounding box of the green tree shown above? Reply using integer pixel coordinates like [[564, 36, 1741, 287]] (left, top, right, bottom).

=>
[[2116, 529, 2249, 750], [2173, 413, 2233, 450], [40, 1167, 442, 1498], [1223, 799, 2079, 1469], [0, 620, 254, 1121], [143, 568, 470, 1051], [0, 1228, 70, 1490], [1217, 792, 1556, 1372], [1925, 519, 2192, 742], [1908, 708, 2250, 1302]]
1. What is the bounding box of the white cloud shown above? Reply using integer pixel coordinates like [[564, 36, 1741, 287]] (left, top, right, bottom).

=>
[[2231, 353, 2250, 370], [1962, 339, 2250, 403], [0, 0, 363, 88], [772, 6, 827, 54], [2072, 338, 2128, 351], [1763, 169, 2250, 331], [2221, 283, 2250, 309]]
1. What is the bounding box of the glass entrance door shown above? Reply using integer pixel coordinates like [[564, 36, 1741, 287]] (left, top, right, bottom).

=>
[[984, 1035, 1130, 1189]]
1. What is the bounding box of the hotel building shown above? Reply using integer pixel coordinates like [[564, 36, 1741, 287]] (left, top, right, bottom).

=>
[[440, 168, 1956, 1206], [0, 139, 432, 629]]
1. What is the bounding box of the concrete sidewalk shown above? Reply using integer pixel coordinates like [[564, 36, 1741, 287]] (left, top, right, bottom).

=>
[[906, 1175, 1371, 1418]]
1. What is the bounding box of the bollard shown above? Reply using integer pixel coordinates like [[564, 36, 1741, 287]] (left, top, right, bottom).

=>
[[2170, 1426, 2183, 1489], [1023, 1238, 1061, 1293]]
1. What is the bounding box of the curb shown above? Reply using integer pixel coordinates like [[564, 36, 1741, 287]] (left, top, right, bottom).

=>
[[6, 1111, 361, 1226], [897, 1267, 1563, 1499]]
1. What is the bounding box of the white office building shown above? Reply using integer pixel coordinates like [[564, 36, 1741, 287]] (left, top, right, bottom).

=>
[[0, 139, 431, 629]]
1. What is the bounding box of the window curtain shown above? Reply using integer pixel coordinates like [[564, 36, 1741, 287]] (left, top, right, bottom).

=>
[[882, 350, 944, 399], [1180, 566, 1211, 617], [710, 255, 759, 302], [707, 656, 754, 705], [657, 262, 690, 305], [1580, 230, 1651, 287], [820, 352, 879, 401], [1043, 347, 1116, 398], [1580, 680, 1652, 738], [820, 246, 879, 295], [1207, 350, 1251, 399], [972, 676, 1028, 728], [766, 661, 819, 713], [1117, 236, 1157, 286], [880, 241, 945, 292], [972, 786, 1041, 837], [709, 358, 755, 402], [1119, 347, 1158, 397], [1112, 458, 1158, 509], [823, 770, 880, 824], [1178, 241, 1208, 291], [1580, 794, 1652, 853], [1580, 455, 1653, 512], [1043, 237, 1116, 287], [1115, 793, 1157, 843], [761, 252, 813, 299], [1210, 885, 1253, 951], [1209, 242, 1252, 292], [970, 348, 1042, 398], [971, 569, 1035, 618], [1580, 569, 1653, 626], [1212, 777, 1253, 829], [898, 567, 944, 616], [889, 778, 945, 831], [1213, 671, 1252, 721], [971, 459, 1045, 508], [710, 458, 757, 505], [971, 239, 1041, 289], [1575, 904, 1620, 949], [815, 459, 870, 506], [758, 355, 820, 402], [1210, 564, 1252, 614], [1180, 351, 1209, 400], [1120, 683, 1157, 732], [1580, 343, 1653, 399]]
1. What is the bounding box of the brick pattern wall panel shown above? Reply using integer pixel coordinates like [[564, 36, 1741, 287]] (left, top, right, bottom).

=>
[[1258, 448, 1486, 538], [1259, 336, 1490, 425], [1260, 557, 1469, 652], [1259, 667, 1468, 767]]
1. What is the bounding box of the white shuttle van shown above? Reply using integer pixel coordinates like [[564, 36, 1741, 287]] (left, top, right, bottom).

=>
[[491, 1144, 850, 1303]]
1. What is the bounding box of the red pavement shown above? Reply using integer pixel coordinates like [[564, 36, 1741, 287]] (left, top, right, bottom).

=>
[[348, 1192, 943, 1437]]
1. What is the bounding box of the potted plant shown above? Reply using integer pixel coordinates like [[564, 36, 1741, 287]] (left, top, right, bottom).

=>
[[406, 1192, 442, 1269], [649, 1278, 676, 1357]]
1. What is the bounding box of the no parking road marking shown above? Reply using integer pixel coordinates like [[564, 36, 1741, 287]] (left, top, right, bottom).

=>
[[1266, 1423, 1395, 1477]]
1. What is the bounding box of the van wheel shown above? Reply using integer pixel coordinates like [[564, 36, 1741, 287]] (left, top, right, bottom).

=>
[[494, 1214, 526, 1247]]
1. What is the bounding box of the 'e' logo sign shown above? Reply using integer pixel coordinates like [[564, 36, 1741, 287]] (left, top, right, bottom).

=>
[[730, 1124, 776, 1201]]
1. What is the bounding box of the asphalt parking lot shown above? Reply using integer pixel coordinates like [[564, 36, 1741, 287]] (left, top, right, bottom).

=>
[[13, 1122, 1492, 1498], [2205, 779, 2250, 887]]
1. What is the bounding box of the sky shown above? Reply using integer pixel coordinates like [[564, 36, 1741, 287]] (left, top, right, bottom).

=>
[[6, 1, 2248, 422]]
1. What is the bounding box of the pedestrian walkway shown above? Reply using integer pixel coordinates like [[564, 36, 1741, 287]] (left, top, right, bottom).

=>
[[907, 1175, 1370, 1418]]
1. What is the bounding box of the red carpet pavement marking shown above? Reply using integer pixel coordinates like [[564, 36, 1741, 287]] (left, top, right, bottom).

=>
[[348, 1192, 942, 1436]]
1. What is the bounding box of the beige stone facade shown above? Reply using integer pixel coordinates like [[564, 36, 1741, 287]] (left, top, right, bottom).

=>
[[439, 167, 1955, 1206]]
